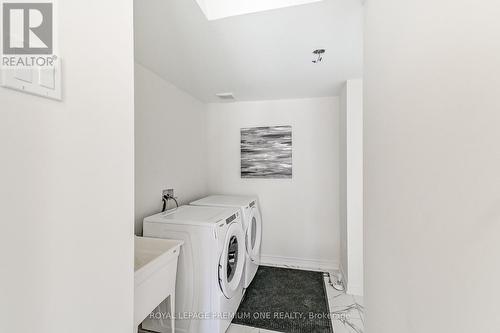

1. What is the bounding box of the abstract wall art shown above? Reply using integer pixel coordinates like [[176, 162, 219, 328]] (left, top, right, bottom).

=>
[[241, 126, 292, 179]]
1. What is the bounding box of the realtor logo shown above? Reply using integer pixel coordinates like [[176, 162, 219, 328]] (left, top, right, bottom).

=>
[[3, 2, 53, 54]]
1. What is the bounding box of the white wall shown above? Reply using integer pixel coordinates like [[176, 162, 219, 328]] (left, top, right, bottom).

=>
[[0, 0, 135, 332], [365, 0, 500, 332], [134, 63, 208, 235], [206, 98, 340, 269], [339, 79, 363, 295]]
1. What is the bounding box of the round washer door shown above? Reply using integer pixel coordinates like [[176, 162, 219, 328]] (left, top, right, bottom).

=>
[[246, 206, 262, 262], [218, 222, 245, 299]]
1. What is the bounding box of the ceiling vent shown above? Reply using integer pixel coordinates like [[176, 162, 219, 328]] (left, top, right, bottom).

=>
[[215, 92, 235, 100]]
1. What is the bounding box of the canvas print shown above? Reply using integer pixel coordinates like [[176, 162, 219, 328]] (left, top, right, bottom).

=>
[[241, 126, 292, 178]]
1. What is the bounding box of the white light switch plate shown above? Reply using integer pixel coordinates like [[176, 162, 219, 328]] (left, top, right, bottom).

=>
[[1, 58, 62, 101]]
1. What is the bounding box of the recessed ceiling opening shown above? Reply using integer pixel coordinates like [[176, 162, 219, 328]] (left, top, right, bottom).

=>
[[195, 0, 324, 21]]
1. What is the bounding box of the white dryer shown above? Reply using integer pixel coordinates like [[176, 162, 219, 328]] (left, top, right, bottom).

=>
[[190, 195, 262, 288], [142, 206, 245, 333]]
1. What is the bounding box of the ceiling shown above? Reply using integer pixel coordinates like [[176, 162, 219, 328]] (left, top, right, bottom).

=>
[[134, 0, 363, 102]]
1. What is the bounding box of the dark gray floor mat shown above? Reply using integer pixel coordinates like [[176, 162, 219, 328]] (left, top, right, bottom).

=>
[[233, 266, 333, 333]]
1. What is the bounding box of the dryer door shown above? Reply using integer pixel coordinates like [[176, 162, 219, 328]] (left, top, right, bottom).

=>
[[246, 206, 262, 263], [218, 222, 245, 299]]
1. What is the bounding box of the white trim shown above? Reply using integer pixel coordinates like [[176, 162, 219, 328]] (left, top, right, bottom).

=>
[[339, 262, 347, 285], [339, 260, 364, 296], [347, 282, 363, 296], [260, 255, 339, 272]]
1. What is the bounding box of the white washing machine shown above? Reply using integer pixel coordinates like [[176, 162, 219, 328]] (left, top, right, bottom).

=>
[[142, 205, 246, 333], [190, 195, 262, 288]]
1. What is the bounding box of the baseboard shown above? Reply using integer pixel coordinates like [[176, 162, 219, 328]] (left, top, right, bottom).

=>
[[260, 255, 339, 272]]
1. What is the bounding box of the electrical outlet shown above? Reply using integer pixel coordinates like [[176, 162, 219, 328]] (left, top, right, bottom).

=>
[[162, 189, 175, 197]]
